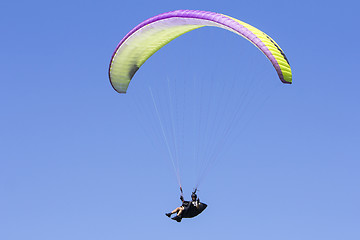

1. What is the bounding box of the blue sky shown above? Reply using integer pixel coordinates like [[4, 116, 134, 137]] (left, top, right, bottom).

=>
[[1, 0, 359, 239]]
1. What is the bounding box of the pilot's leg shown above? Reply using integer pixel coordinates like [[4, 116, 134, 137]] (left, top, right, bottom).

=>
[[166, 206, 182, 217], [177, 206, 184, 216], [171, 207, 182, 214]]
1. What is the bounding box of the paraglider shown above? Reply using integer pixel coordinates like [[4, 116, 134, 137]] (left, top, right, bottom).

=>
[[165, 188, 207, 222], [108, 10, 292, 221]]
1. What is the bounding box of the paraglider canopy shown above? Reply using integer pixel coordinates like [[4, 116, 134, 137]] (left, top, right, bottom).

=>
[[109, 10, 292, 94]]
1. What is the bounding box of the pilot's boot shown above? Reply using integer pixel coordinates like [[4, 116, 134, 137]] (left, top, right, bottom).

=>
[[172, 215, 182, 222]]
